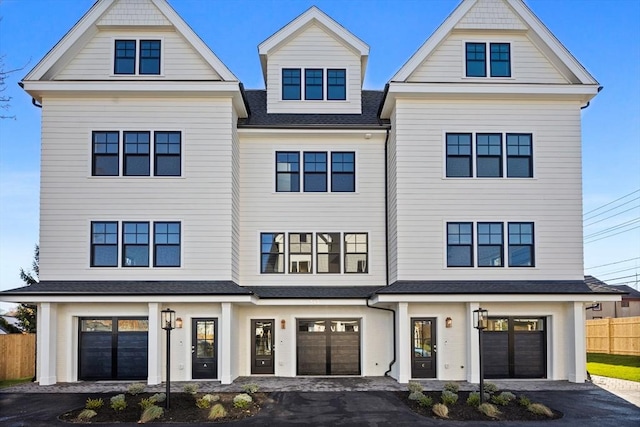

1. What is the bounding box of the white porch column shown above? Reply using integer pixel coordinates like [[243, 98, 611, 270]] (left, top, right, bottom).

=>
[[147, 303, 162, 385], [397, 302, 410, 383], [37, 302, 58, 385], [568, 302, 586, 383], [466, 302, 480, 383], [220, 302, 234, 385]]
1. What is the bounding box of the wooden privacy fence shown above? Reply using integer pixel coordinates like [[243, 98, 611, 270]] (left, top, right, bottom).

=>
[[0, 334, 35, 380], [586, 317, 640, 356]]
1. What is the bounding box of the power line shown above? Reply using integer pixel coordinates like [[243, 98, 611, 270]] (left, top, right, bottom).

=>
[[599, 274, 640, 282], [586, 257, 640, 270], [584, 189, 640, 216], [594, 266, 639, 278], [583, 205, 640, 227], [584, 197, 640, 221], [584, 217, 640, 239], [584, 224, 640, 244]]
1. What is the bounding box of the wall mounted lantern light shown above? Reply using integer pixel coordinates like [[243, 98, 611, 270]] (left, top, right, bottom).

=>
[[445, 317, 453, 328]]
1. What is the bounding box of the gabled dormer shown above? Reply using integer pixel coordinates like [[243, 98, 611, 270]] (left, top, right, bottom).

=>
[[258, 6, 369, 114]]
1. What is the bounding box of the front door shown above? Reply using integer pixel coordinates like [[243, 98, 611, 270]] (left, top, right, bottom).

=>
[[192, 318, 217, 379], [251, 319, 274, 374], [411, 318, 436, 378]]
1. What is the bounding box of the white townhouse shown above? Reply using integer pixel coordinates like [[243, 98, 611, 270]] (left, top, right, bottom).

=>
[[2, 0, 622, 386]]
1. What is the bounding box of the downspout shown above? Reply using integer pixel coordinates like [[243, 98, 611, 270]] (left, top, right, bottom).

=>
[[367, 299, 396, 377]]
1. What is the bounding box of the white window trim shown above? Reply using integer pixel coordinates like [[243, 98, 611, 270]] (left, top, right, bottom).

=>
[[110, 36, 165, 78], [460, 40, 515, 80]]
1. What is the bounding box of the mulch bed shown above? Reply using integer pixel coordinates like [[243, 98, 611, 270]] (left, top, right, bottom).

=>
[[60, 392, 266, 423], [396, 391, 563, 421]]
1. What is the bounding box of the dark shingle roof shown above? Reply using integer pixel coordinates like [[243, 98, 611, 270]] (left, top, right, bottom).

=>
[[246, 286, 381, 299], [238, 90, 387, 128], [377, 280, 598, 294], [585, 275, 637, 297], [1, 281, 252, 295]]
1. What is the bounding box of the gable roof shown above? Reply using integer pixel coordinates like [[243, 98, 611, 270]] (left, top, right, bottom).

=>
[[257, 6, 369, 83], [391, 0, 598, 85], [23, 0, 238, 82], [585, 275, 639, 298]]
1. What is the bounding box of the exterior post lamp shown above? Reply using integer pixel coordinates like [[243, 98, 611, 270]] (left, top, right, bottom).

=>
[[473, 307, 488, 404], [161, 308, 176, 409]]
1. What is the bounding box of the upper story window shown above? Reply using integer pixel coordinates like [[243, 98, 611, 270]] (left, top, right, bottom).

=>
[[508, 222, 534, 267], [289, 233, 312, 273], [92, 131, 119, 176], [344, 233, 368, 273], [465, 42, 511, 78], [477, 223, 503, 267], [154, 222, 181, 267], [447, 222, 473, 267], [446, 132, 532, 178], [261, 232, 284, 273], [282, 68, 347, 101], [123, 131, 150, 176], [154, 132, 182, 176], [277, 151, 355, 193], [317, 232, 340, 273], [114, 39, 161, 75], [282, 68, 301, 100], [122, 222, 149, 267], [91, 221, 118, 267]]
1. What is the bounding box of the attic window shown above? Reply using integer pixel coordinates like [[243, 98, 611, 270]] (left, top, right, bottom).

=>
[[114, 39, 161, 75], [465, 42, 511, 78]]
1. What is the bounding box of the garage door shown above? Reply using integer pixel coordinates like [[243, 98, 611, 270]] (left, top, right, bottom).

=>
[[297, 319, 360, 375], [79, 317, 148, 380], [483, 317, 546, 379]]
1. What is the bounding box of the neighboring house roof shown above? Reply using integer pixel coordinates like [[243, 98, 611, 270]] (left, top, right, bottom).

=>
[[378, 280, 599, 294], [391, 0, 598, 85], [23, 0, 238, 82], [1, 281, 252, 296], [238, 90, 387, 128], [257, 6, 369, 84], [247, 286, 381, 299], [585, 275, 638, 299]]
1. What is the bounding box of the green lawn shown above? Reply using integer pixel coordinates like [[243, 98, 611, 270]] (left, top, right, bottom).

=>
[[0, 377, 33, 389], [587, 353, 640, 382]]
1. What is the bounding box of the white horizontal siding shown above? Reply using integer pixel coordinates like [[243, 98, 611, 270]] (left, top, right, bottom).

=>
[[238, 133, 386, 286], [391, 98, 583, 281], [387, 110, 398, 284], [231, 110, 241, 283], [97, 0, 171, 26], [39, 96, 235, 281], [408, 32, 566, 84], [55, 29, 221, 80], [266, 23, 362, 114]]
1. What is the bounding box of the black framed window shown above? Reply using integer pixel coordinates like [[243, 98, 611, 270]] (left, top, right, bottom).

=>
[[304, 152, 327, 192], [508, 222, 534, 267], [446, 133, 472, 177], [154, 222, 180, 267], [282, 68, 301, 100], [122, 222, 149, 267], [276, 152, 300, 192], [447, 222, 473, 267], [317, 232, 340, 273], [490, 43, 511, 77], [506, 133, 533, 177], [123, 132, 150, 176], [305, 69, 323, 100], [344, 233, 367, 273], [331, 152, 355, 192], [139, 40, 161, 75], [91, 222, 118, 267], [476, 133, 502, 177], [114, 40, 136, 74], [477, 222, 503, 267], [154, 131, 181, 176], [327, 69, 346, 100], [261, 233, 284, 273], [289, 233, 312, 273], [466, 43, 486, 77], [92, 131, 119, 176]]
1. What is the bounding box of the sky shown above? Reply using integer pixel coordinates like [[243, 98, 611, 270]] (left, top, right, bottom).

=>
[[0, 0, 639, 311]]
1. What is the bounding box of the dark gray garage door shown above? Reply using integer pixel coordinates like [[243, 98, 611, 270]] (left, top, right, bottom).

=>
[[483, 317, 546, 379], [79, 317, 148, 380], [297, 319, 360, 375]]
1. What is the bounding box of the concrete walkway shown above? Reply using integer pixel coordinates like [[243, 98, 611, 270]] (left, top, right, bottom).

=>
[[591, 375, 640, 407]]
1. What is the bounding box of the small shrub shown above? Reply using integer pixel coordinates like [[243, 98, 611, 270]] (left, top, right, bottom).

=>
[[466, 391, 481, 407], [233, 393, 253, 409], [139, 398, 155, 411], [110, 394, 127, 412], [195, 396, 212, 409], [149, 393, 166, 403], [417, 394, 433, 408], [478, 402, 501, 419], [528, 403, 554, 417], [518, 395, 531, 407], [491, 391, 516, 406], [208, 403, 228, 420], [139, 405, 163, 424], [183, 383, 200, 395], [432, 403, 449, 418], [242, 383, 260, 394], [483, 382, 499, 394], [85, 397, 104, 410], [441, 390, 458, 406], [443, 382, 459, 393], [408, 390, 425, 401], [127, 382, 145, 395], [407, 381, 423, 393], [201, 394, 220, 403], [76, 409, 97, 421]]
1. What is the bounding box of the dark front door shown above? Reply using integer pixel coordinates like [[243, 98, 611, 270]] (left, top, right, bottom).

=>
[[251, 320, 274, 374], [411, 318, 436, 378], [192, 318, 217, 379]]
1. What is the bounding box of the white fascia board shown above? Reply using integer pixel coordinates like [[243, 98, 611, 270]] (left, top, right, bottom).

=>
[[0, 295, 256, 304], [252, 298, 369, 306], [371, 294, 623, 304], [238, 128, 388, 137], [24, 0, 115, 81]]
